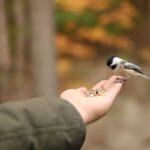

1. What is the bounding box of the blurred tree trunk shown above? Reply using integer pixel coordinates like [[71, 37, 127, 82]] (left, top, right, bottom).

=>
[[0, 0, 11, 99], [29, 0, 58, 98], [13, 0, 25, 90], [0, 0, 11, 69], [148, 0, 150, 42]]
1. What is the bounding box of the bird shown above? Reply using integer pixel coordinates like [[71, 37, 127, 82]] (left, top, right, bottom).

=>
[[106, 56, 150, 80]]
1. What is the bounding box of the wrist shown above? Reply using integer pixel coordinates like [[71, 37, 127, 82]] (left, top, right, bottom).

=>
[[63, 99, 90, 124]]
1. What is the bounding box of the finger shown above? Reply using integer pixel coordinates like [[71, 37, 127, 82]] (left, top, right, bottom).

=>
[[103, 75, 124, 93], [76, 87, 88, 94], [92, 80, 107, 90]]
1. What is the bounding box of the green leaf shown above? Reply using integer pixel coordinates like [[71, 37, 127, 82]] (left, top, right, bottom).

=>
[[105, 23, 125, 36], [111, 0, 122, 7], [55, 10, 98, 31], [55, 11, 78, 31], [78, 10, 97, 27]]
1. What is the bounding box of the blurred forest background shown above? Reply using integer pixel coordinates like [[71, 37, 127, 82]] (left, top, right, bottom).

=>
[[0, 0, 150, 149]]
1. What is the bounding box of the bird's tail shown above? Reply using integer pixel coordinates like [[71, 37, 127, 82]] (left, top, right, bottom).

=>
[[139, 74, 150, 80]]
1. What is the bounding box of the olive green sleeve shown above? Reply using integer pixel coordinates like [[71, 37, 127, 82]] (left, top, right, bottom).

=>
[[0, 97, 86, 150]]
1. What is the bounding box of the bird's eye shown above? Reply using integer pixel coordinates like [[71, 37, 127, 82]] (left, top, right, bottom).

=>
[[111, 64, 117, 69]]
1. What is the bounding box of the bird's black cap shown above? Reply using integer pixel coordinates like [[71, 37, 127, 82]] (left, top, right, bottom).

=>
[[106, 56, 116, 67]]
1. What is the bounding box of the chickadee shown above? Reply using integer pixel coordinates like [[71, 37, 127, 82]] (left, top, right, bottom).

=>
[[106, 56, 150, 80]]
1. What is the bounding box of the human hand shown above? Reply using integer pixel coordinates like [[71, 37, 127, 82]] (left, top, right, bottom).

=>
[[60, 76, 125, 125]]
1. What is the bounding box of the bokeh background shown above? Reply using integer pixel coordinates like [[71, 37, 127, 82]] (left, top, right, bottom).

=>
[[0, 0, 150, 149]]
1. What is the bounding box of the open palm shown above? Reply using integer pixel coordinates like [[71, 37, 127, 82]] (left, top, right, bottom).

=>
[[60, 76, 124, 124]]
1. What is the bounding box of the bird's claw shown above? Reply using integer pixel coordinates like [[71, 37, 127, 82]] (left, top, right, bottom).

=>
[[114, 77, 127, 83]]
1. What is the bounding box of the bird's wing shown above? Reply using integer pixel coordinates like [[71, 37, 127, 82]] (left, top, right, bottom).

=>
[[124, 62, 144, 74]]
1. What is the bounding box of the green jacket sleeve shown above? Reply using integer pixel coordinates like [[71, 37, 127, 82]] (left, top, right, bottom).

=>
[[0, 97, 86, 150]]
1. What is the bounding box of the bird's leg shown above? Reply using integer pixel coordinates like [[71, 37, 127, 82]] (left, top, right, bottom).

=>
[[114, 77, 127, 83]]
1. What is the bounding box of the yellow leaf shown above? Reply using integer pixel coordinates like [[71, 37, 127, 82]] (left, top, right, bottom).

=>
[[57, 58, 72, 77]]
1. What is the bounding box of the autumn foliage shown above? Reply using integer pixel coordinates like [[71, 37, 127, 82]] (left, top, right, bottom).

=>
[[56, 0, 141, 88], [56, 0, 138, 52]]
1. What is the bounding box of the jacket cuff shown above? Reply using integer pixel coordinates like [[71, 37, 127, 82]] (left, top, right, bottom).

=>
[[59, 100, 86, 149]]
